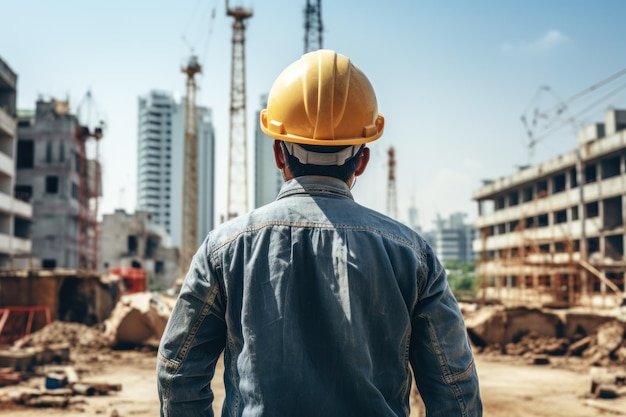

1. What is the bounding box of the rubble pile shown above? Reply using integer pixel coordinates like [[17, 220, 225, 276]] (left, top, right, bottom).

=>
[[12, 321, 113, 353], [477, 320, 626, 366], [103, 292, 171, 348]]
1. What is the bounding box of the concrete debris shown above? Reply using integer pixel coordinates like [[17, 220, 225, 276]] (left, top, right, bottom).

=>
[[0, 367, 22, 386], [2, 365, 123, 409], [468, 305, 626, 399], [12, 321, 113, 352], [467, 306, 626, 366], [0, 343, 70, 372], [103, 292, 172, 347]]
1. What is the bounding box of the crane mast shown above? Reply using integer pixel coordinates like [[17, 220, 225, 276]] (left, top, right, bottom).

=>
[[180, 55, 201, 277], [387, 146, 398, 219], [304, 0, 323, 53], [225, 1, 252, 220]]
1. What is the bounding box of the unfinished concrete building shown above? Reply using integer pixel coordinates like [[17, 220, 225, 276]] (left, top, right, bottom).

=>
[[16, 99, 101, 269], [99, 209, 178, 288], [473, 108, 626, 309], [0, 57, 32, 268]]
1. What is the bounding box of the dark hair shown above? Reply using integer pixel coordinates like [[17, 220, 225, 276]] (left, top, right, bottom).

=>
[[281, 141, 364, 183]]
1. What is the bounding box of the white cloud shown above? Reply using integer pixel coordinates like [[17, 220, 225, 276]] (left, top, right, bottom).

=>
[[530, 29, 569, 51], [501, 29, 569, 53]]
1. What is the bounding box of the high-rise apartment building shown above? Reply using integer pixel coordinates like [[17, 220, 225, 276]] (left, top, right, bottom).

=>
[[136, 90, 214, 248], [254, 95, 282, 208], [432, 212, 476, 263], [472, 108, 626, 308], [0, 57, 32, 267]]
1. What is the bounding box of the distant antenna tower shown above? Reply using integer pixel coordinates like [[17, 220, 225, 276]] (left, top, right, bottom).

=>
[[387, 146, 398, 219], [226, 1, 253, 220], [304, 0, 323, 53], [180, 55, 201, 278]]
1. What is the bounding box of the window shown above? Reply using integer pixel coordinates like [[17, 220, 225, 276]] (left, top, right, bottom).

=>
[[554, 209, 567, 224], [553, 173, 566, 193], [537, 180, 548, 197], [59, 142, 65, 163], [601, 155, 621, 179], [585, 164, 597, 183], [14, 185, 33, 202], [571, 206, 579, 220], [45, 176, 59, 194], [525, 216, 534, 228], [496, 196, 505, 210], [42, 259, 57, 269], [570, 168, 578, 188], [74, 151, 81, 173], [17, 140, 34, 168], [586, 201, 599, 218], [71, 182, 79, 200], [508, 191, 519, 207], [537, 213, 549, 227], [128, 235, 138, 255], [523, 186, 533, 202], [46, 142, 52, 163]]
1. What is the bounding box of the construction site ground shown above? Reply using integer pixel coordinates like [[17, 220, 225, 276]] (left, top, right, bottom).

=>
[[1, 349, 625, 416]]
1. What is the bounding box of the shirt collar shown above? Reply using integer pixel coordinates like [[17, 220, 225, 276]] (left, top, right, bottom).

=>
[[276, 176, 354, 201]]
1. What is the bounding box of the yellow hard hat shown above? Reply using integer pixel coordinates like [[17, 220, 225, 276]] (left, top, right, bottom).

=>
[[260, 49, 384, 146]]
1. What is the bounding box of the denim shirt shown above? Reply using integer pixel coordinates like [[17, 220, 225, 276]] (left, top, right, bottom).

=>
[[157, 176, 482, 417]]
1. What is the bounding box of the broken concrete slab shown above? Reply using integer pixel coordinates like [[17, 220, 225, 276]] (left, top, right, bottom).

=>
[[103, 292, 172, 347], [466, 306, 561, 346]]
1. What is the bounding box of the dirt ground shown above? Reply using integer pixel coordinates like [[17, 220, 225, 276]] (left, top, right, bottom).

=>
[[1, 349, 625, 416]]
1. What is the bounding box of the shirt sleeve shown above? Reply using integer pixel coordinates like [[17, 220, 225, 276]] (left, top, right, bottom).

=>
[[157, 240, 227, 417], [409, 245, 483, 417]]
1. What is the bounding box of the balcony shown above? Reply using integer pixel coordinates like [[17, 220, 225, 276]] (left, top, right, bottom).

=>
[[0, 193, 32, 219], [0, 108, 16, 139], [0, 233, 31, 255], [0, 150, 13, 177]]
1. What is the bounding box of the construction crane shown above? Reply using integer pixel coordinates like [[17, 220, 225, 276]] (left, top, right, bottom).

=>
[[225, 0, 253, 220], [75, 90, 104, 271], [387, 146, 398, 219], [304, 0, 323, 53], [179, 55, 202, 279]]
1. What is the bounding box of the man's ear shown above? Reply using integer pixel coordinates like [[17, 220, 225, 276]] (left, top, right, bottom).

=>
[[273, 140, 286, 170], [354, 147, 370, 177]]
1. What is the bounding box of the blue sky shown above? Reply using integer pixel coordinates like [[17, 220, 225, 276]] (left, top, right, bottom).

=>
[[2, 0, 626, 230]]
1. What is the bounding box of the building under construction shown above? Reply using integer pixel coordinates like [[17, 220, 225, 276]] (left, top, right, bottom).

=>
[[16, 99, 101, 270], [473, 108, 626, 309]]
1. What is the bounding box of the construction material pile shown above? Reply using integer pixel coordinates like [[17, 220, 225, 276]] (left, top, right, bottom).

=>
[[12, 321, 113, 353], [478, 320, 626, 367]]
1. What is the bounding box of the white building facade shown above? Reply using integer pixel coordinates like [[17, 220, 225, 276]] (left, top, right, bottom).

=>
[[0, 57, 32, 267], [432, 212, 476, 263], [137, 90, 215, 248]]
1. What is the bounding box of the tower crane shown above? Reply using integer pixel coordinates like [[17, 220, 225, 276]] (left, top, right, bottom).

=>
[[304, 0, 323, 53], [225, 0, 253, 220], [179, 55, 201, 279], [387, 146, 398, 219], [75, 90, 104, 271]]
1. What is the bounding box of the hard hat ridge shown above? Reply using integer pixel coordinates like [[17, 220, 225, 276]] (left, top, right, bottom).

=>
[[260, 49, 384, 147]]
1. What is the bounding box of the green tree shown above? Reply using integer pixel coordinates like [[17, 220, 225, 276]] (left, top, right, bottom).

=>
[[444, 260, 478, 299]]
